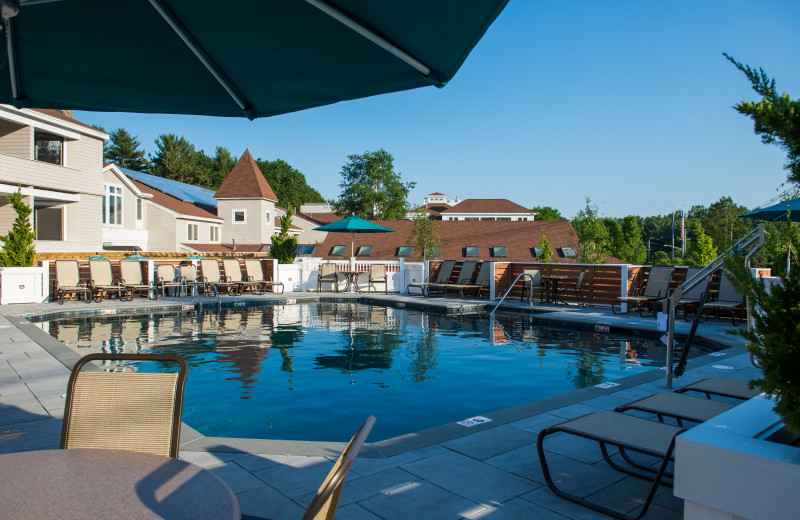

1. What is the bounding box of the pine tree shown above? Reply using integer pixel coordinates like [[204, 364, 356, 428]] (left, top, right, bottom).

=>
[[106, 128, 149, 171], [689, 223, 717, 267], [537, 231, 554, 263], [0, 189, 36, 267], [270, 208, 298, 264], [407, 208, 440, 261]]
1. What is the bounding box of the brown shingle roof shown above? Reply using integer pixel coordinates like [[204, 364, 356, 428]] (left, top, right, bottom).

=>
[[441, 199, 533, 214], [30, 108, 100, 132], [214, 149, 278, 201], [186, 244, 268, 253], [314, 220, 594, 262], [132, 180, 220, 220], [414, 203, 450, 215]]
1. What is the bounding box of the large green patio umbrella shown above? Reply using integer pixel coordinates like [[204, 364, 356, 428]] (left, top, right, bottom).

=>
[[0, 1, 508, 119], [740, 197, 800, 222], [314, 215, 393, 257]]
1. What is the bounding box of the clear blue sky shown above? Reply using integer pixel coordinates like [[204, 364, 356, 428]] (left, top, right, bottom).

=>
[[75, 0, 800, 219]]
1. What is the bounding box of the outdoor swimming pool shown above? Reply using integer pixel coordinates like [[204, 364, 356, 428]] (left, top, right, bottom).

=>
[[41, 302, 719, 441]]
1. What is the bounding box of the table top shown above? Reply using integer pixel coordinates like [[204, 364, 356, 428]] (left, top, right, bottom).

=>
[[0, 448, 240, 519]]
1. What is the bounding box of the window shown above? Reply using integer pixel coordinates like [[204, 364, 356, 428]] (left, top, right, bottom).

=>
[[233, 210, 246, 223], [533, 246, 544, 257], [496, 217, 511, 221], [136, 199, 142, 221], [465, 246, 480, 257], [296, 245, 315, 255], [490, 246, 507, 257], [103, 184, 123, 225], [209, 225, 219, 242], [34, 130, 63, 165], [35, 207, 63, 240], [356, 245, 373, 257], [561, 247, 577, 258], [331, 245, 347, 256], [266, 211, 271, 224], [397, 246, 412, 257], [187, 223, 198, 241]]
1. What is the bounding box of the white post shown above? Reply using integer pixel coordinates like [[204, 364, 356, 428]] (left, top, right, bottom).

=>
[[620, 264, 629, 313], [398, 257, 405, 293], [489, 262, 497, 301], [147, 260, 155, 299]]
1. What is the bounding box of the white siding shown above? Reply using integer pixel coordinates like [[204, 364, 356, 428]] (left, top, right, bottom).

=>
[[146, 204, 178, 251]]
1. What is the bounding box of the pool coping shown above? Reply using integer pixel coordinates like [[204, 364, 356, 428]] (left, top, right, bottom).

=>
[[7, 293, 748, 458]]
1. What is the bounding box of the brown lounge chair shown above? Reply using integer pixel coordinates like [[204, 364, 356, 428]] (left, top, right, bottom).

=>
[[89, 259, 130, 302], [407, 260, 456, 296], [701, 271, 745, 324], [444, 261, 492, 298], [674, 376, 760, 400], [612, 266, 673, 315], [430, 260, 477, 297], [244, 259, 285, 294], [222, 259, 261, 295], [54, 260, 92, 304]]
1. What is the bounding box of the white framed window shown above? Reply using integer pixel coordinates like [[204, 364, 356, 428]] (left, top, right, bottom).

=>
[[233, 209, 246, 224], [34, 130, 63, 165], [103, 184, 123, 225], [187, 223, 198, 241], [210, 225, 219, 242], [136, 199, 143, 221], [266, 211, 270, 224]]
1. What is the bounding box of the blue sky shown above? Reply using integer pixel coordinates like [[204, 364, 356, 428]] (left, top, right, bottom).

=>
[[76, 0, 800, 219]]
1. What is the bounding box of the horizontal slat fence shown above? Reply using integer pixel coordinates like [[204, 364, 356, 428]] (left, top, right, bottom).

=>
[[495, 263, 624, 306]]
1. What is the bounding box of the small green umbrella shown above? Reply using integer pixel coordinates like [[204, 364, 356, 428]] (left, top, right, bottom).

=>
[[122, 254, 148, 260], [314, 215, 394, 257], [183, 255, 206, 260], [86, 255, 108, 261], [740, 197, 800, 222]]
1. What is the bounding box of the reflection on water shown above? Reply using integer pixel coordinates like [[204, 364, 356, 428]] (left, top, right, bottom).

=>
[[41, 304, 720, 441]]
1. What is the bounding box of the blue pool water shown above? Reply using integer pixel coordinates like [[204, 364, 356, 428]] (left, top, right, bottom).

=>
[[42, 302, 717, 441]]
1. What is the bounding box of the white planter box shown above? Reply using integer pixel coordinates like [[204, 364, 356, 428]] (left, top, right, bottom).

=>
[[0, 266, 49, 304], [675, 394, 800, 520]]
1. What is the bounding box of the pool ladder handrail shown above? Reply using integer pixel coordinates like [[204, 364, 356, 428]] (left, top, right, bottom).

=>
[[490, 272, 535, 316]]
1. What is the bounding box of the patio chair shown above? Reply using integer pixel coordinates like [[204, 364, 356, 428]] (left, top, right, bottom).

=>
[[180, 264, 206, 297], [430, 260, 477, 297], [199, 259, 239, 296], [556, 269, 588, 306], [60, 353, 187, 459], [301, 415, 376, 520], [88, 259, 130, 302], [446, 261, 492, 298], [120, 260, 157, 300], [407, 260, 456, 297], [537, 410, 686, 520], [54, 260, 92, 304], [674, 376, 761, 400], [222, 259, 261, 295], [368, 264, 388, 293], [701, 271, 745, 324], [612, 266, 673, 315], [244, 259, 285, 294], [317, 264, 343, 292], [615, 392, 735, 427], [520, 268, 547, 303], [155, 264, 185, 298]]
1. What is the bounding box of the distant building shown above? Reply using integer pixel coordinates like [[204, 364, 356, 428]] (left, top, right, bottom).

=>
[[440, 199, 536, 221]]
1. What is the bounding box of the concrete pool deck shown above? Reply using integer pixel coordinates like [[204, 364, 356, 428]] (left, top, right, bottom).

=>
[[0, 292, 760, 519]]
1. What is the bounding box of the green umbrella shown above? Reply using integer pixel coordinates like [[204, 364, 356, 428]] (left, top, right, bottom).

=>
[[122, 254, 148, 260], [0, 1, 508, 119], [740, 197, 800, 222], [86, 255, 109, 261], [314, 215, 393, 257], [183, 255, 206, 260]]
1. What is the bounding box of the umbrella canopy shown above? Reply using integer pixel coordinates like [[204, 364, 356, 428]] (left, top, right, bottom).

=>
[[740, 197, 800, 222], [0, 1, 508, 119], [314, 215, 393, 256], [122, 254, 148, 260], [86, 255, 108, 261], [183, 255, 206, 260]]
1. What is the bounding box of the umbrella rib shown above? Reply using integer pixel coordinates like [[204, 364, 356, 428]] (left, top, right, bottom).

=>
[[305, 0, 444, 85], [3, 17, 21, 102], [148, 0, 257, 119]]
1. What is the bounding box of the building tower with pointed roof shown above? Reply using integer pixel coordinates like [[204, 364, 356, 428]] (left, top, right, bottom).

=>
[[215, 150, 279, 246]]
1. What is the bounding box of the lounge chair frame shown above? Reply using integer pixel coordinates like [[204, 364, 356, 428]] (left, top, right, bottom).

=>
[[431, 260, 477, 297], [60, 353, 187, 459], [674, 376, 760, 400], [155, 264, 186, 298], [700, 272, 745, 325], [222, 259, 261, 295], [443, 262, 492, 298], [120, 260, 157, 300], [244, 259, 285, 294], [615, 392, 735, 427], [612, 266, 673, 315], [54, 260, 92, 304], [407, 260, 456, 297], [88, 259, 131, 302], [199, 259, 239, 296]]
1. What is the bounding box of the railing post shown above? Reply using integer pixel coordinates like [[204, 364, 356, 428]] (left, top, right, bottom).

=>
[[489, 262, 497, 301], [620, 264, 628, 313], [398, 257, 405, 293]]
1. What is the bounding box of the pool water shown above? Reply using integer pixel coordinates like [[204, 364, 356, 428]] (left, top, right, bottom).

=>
[[42, 302, 717, 441]]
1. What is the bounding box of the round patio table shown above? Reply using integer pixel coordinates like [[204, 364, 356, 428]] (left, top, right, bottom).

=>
[[337, 270, 364, 293], [0, 448, 240, 519]]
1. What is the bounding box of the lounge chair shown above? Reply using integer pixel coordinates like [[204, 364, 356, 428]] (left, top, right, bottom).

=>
[[520, 268, 547, 303], [222, 259, 261, 295], [301, 415, 375, 520], [54, 260, 92, 304], [444, 261, 492, 298], [88, 259, 130, 302], [368, 264, 388, 293], [407, 260, 456, 296], [674, 376, 760, 400], [244, 259, 285, 294], [430, 260, 477, 297], [661, 267, 712, 320], [615, 392, 735, 426], [199, 259, 239, 295], [317, 264, 343, 292], [60, 353, 187, 458], [180, 264, 206, 297], [155, 264, 185, 298], [120, 260, 157, 300], [701, 271, 745, 324], [612, 266, 673, 315], [537, 410, 685, 520], [556, 269, 588, 306]]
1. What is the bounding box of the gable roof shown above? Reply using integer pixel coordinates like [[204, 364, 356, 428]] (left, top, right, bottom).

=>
[[414, 203, 450, 215], [214, 149, 278, 201], [441, 199, 533, 214], [131, 179, 221, 221], [121, 167, 218, 206]]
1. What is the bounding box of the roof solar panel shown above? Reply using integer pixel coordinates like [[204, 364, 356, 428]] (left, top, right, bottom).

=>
[[120, 167, 217, 206]]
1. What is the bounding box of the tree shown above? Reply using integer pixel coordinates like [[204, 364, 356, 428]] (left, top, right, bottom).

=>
[[689, 222, 717, 267], [0, 188, 36, 267], [725, 53, 800, 185], [537, 230, 554, 263], [257, 158, 324, 211], [407, 208, 440, 261], [531, 206, 564, 220], [207, 147, 237, 189], [270, 208, 298, 264], [571, 197, 608, 264], [149, 134, 201, 184], [106, 128, 149, 171], [700, 196, 750, 253], [332, 149, 415, 220], [620, 215, 647, 264]]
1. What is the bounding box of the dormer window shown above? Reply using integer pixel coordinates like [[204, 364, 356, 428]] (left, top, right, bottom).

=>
[[331, 245, 347, 256], [34, 130, 63, 165], [356, 245, 373, 257]]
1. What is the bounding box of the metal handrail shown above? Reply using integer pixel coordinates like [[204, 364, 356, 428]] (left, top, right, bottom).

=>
[[490, 272, 535, 316]]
